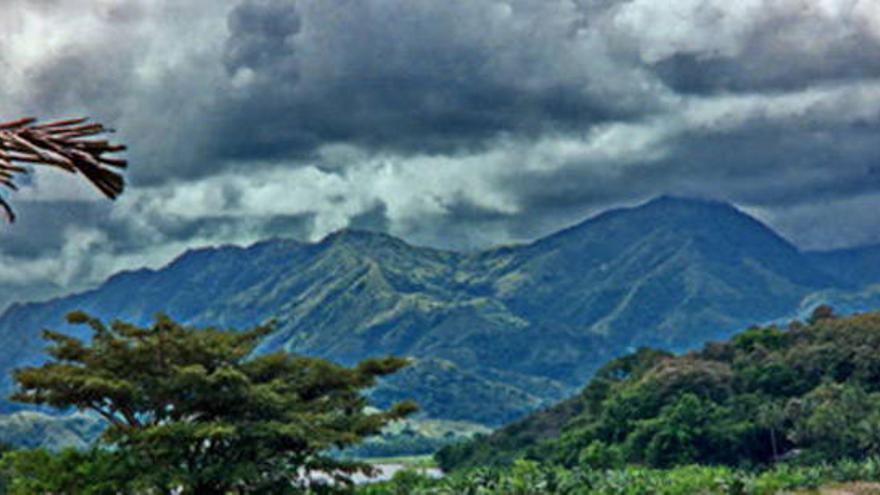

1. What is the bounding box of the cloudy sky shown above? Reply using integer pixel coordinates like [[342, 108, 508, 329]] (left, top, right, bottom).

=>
[[2, 0, 880, 310]]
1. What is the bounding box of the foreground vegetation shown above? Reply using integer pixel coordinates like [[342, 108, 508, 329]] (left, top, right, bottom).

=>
[[3, 451, 880, 494], [357, 458, 880, 495], [4, 312, 416, 494], [6, 306, 880, 493]]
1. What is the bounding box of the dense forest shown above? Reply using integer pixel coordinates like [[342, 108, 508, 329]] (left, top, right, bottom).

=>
[[436, 306, 880, 473]]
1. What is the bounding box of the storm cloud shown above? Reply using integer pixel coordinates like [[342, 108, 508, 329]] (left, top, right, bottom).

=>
[[2, 0, 880, 310]]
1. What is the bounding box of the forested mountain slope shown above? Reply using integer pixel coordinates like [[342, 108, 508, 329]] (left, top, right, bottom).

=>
[[0, 197, 869, 427]]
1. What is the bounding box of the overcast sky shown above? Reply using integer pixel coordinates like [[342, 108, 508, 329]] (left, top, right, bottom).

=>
[[2, 0, 880, 310]]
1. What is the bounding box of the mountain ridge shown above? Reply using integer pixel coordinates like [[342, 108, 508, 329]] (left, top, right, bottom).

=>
[[0, 196, 873, 428]]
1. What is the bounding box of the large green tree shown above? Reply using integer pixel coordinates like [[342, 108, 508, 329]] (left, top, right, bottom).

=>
[[10, 312, 417, 494]]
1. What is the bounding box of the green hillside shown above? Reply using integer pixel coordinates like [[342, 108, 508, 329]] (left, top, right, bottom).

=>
[[438, 308, 880, 471]]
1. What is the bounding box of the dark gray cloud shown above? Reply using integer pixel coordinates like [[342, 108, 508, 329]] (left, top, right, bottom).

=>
[[0, 201, 111, 260], [3, 0, 880, 310], [347, 203, 391, 234], [636, 1, 880, 94], [209, 0, 659, 165], [224, 0, 302, 77]]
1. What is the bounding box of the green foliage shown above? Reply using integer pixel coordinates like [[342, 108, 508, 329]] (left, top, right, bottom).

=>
[[625, 394, 715, 467], [732, 326, 789, 353], [0, 448, 141, 495], [8, 312, 416, 494], [577, 441, 624, 470], [357, 457, 880, 495], [442, 310, 880, 472], [788, 382, 880, 462], [435, 348, 672, 471]]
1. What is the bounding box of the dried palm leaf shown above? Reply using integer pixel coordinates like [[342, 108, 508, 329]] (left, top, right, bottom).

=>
[[0, 117, 127, 222]]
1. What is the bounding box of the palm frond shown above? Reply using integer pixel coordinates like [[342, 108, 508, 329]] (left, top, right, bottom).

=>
[[0, 116, 127, 222]]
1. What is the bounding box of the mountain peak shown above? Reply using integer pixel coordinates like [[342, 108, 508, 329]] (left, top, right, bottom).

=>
[[321, 227, 398, 244], [532, 195, 747, 249], [640, 195, 736, 210], [628, 195, 758, 227], [318, 228, 421, 253], [521, 193, 835, 301]]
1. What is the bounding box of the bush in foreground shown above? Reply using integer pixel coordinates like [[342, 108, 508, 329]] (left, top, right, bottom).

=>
[[358, 457, 880, 495]]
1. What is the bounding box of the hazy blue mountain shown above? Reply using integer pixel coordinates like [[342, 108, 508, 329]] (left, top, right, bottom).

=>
[[0, 197, 865, 430], [0, 412, 104, 450], [462, 196, 835, 350], [807, 243, 880, 287]]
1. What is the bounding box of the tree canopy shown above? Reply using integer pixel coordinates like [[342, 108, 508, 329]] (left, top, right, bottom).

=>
[[10, 312, 417, 494], [439, 307, 880, 471], [0, 117, 126, 222]]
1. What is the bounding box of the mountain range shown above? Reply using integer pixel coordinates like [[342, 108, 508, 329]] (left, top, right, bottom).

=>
[[1, 196, 879, 428]]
